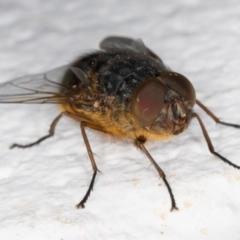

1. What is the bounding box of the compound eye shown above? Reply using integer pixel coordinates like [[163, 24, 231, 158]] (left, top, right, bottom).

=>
[[160, 72, 196, 107], [131, 78, 165, 126]]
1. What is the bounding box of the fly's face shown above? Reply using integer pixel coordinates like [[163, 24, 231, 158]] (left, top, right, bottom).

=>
[[131, 72, 196, 136]]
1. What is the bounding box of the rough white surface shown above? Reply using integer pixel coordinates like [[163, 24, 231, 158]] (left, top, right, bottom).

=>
[[1, 0, 240, 239]]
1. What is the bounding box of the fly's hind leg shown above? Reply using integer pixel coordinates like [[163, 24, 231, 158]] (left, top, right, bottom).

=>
[[76, 121, 104, 209], [10, 112, 65, 149]]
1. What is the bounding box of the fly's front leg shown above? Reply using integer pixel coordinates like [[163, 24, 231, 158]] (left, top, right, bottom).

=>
[[135, 136, 178, 211], [10, 112, 66, 149], [75, 121, 100, 209], [196, 100, 240, 128]]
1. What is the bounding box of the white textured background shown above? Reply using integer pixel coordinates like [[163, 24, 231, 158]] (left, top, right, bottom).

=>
[[1, 0, 240, 239]]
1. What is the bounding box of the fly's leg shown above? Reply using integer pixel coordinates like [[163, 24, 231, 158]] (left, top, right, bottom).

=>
[[135, 136, 178, 211], [10, 108, 102, 208], [196, 100, 240, 128], [10, 112, 65, 149], [75, 121, 100, 209], [192, 113, 240, 169]]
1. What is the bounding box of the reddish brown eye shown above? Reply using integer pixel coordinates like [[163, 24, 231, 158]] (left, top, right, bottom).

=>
[[159, 72, 196, 107], [131, 78, 165, 126]]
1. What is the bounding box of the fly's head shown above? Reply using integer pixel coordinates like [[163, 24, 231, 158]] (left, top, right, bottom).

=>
[[131, 72, 196, 136]]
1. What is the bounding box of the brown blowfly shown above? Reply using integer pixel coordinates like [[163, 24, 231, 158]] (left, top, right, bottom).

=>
[[1, 36, 240, 211]]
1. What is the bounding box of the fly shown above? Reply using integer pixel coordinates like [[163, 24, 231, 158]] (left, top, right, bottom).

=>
[[1, 36, 240, 211]]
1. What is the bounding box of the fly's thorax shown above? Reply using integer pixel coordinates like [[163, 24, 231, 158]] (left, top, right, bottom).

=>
[[62, 73, 114, 111]]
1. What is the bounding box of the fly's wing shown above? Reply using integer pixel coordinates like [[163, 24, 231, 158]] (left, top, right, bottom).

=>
[[100, 36, 163, 63], [0, 65, 70, 103]]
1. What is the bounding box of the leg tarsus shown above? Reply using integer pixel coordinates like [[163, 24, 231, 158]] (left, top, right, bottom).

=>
[[76, 170, 98, 209], [10, 135, 51, 149], [212, 151, 240, 170], [216, 121, 240, 129], [10, 112, 65, 149], [196, 100, 240, 128], [192, 112, 240, 169], [162, 177, 178, 211]]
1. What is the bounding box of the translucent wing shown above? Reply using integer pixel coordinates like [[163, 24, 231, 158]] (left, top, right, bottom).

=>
[[100, 36, 163, 63], [0, 65, 70, 103]]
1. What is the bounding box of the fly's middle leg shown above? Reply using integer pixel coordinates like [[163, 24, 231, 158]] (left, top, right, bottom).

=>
[[192, 112, 240, 169], [75, 121, 100, 209]]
